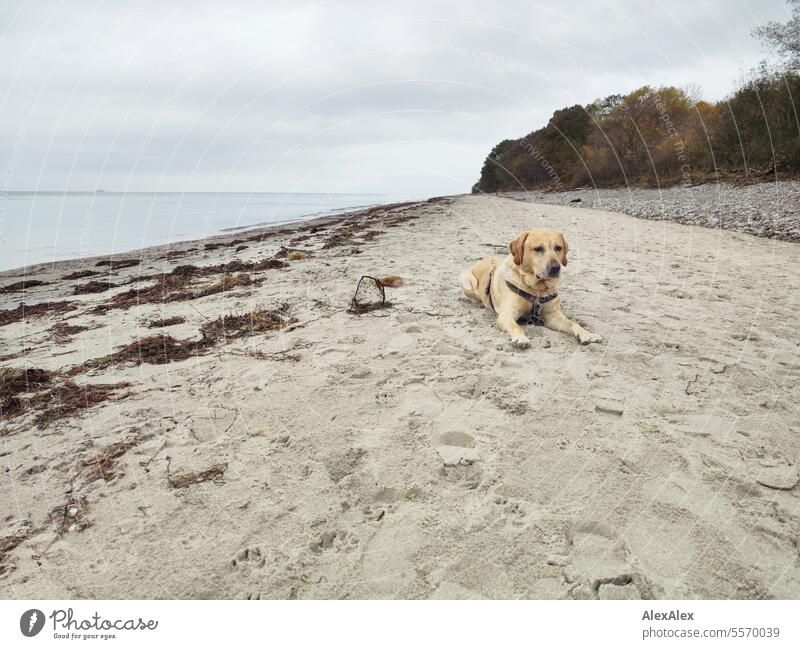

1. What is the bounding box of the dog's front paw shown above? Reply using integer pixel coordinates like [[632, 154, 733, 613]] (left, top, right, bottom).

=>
[[577, 330, 603, 345], [511, 337, 531, 350]]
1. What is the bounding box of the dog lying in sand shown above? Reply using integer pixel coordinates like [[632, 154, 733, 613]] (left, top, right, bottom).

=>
[[459, 228, 602, 348]]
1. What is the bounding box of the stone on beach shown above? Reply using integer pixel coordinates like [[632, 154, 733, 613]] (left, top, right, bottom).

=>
[[754, 464, 799, 490], [594, 400, 625, 416]]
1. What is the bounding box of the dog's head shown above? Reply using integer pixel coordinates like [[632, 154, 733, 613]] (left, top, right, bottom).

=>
[[509, 228, 569, 283]]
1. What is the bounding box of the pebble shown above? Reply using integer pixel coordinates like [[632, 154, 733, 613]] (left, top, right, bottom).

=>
[[595, 400, 625, 416], [505, 181, 800, 243], [755, 464, 799, 490]]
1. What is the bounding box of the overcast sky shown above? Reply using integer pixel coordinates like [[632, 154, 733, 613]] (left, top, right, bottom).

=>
[[0, 0, 790, 194]]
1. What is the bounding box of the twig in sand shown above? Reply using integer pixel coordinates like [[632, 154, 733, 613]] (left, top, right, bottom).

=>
[[139, 441, 167, 470], [166, 456, 228, 489], [189, 303, 213, 323], [685, 373, 700, 395], [221, 341, 314, 363], [348, 275, 391, 313]]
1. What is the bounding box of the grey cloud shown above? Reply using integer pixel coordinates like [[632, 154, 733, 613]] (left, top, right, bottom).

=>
[[0, 0, 789, 194]]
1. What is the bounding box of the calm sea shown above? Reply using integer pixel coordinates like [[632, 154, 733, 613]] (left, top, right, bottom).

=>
[[0, 191, 431, 272]]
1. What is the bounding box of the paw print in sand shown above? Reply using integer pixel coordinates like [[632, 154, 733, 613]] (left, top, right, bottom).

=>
[[309, 530, 358, 554], [230, 546, 266, 570], [492, 495, 527, 528]]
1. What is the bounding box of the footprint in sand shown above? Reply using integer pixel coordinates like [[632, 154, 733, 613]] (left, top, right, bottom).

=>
[[438, 462, 482, 489], [362, 503, 397, 522], [438, 431, 475, 447], [230, 546, 266, 570], [385, 333, 416, 353], [558, 522, 649, 599], [317, 347, 349, 363], [309, 529, 358, 554], [399, 383, 443, 419], [489, 495, 527, 529]]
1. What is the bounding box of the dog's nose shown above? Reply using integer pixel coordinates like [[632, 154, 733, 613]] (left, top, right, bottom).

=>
[[548, 263, 561, 277]]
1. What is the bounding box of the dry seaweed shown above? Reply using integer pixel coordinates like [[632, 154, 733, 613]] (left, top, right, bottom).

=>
[[193, 273, 254, 298], [147, 315, 186, 328], [203, 237, 247, 251], [199, 305, 293, 342], [92, 274, 192, 312], [51, 322, 90, 344], [0, 349, 29, 362], [359, 229, 383, 241], [322, 228, 356, 249], [273, 246, 310, 260], [70, 335, 197, 374], [72, 305, 292, 375], [0, 368, 54, 419], [377, 275, 405, 288], [93, 266, 269, 313], [0, 531, 28, 575], [50, 497, 91, 533], [0, 301, 77, 327], [0, 393, 28, 420], [167, 257, 287, 276], [156, 247, 197, 261], [73, 280, 119, 295], [0, 368, 54, 396], [80, 435, 142, 483], [95, 258, 141, 270], [167, 459, 227, 488], [62, 269, 102, 280], [32, 380, 132, 428], [0, 279, 48, 293], [1, 369, 131, 426]]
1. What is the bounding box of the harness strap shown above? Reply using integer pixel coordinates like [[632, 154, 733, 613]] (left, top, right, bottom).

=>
[[504, 280, 558, 305], [485, 270, 495, 313], [485, 275, 559, 324], [505, 280, 558, 325]]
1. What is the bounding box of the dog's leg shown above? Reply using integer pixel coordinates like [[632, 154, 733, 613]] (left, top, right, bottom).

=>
[[496, 308, 531, 349], [542, 308, 603, 345], [459, 269, 479, 300]]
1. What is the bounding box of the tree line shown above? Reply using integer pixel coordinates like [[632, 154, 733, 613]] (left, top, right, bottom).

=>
[[474, 7, 800, 192]]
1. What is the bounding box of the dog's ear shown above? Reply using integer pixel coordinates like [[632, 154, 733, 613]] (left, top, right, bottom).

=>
[[509, 231, 529, 266], [559, 232, 569, 266]]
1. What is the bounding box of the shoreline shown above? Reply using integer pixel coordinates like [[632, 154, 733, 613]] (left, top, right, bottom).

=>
[[0, 197, 443, 279]]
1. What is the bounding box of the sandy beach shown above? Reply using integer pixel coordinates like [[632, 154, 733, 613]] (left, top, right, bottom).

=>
[[1, 194, 799, 599]]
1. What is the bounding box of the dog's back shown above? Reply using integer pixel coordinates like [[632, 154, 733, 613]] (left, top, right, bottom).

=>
[[459, 256, 498, 310]]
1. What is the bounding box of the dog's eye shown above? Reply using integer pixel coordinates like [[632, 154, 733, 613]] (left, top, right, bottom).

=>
[[554, 245, 562, 252], [533, 246, 544, 253]]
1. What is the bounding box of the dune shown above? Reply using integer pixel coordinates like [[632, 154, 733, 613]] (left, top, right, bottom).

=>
[[1, 195, 798, 599]]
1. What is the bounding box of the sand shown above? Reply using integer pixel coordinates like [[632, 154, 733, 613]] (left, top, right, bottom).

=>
[[1, 195, 799, 599]]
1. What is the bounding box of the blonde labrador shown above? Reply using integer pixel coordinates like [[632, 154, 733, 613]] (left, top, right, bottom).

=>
[[459, 228, 602, 348]]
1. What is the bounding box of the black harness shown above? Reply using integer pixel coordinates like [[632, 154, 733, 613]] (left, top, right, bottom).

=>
[[485, 271, 558, 324]]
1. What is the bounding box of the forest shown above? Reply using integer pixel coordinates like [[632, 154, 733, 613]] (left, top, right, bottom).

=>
[[474, 8, 800, 192]]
